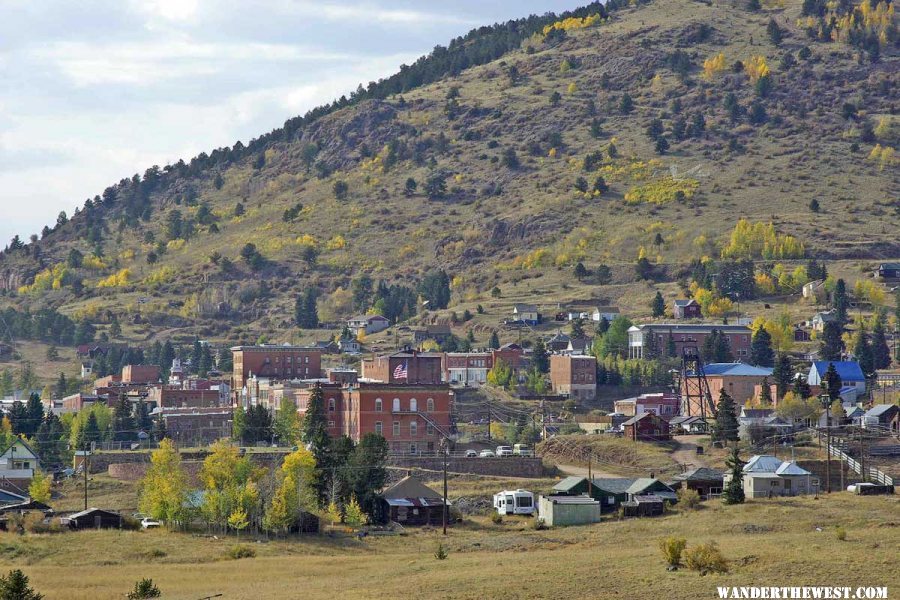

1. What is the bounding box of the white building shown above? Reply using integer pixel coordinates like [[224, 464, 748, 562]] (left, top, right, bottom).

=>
[[724, 455, 818, 498]]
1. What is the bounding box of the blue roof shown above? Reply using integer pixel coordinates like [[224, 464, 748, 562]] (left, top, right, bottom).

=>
[[812, 361, 865, 382], [696, 363, 773, 377]]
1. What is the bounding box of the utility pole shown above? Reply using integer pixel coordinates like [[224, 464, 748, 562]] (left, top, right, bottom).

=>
[[819, 393, 831, 493], [486, 400, 492, 443], [540, 400, 546, 441], [587, 452, 593, 499], [441, 438, 448, 536], [83, 441, 89, 511]]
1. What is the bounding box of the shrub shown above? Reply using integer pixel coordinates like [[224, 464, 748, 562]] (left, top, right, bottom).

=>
[[226, 544, 256, 560], [127, 578, 162, 599], [490, 513, 503, 525], [434, 543, 448, 560], [683, 542, 728, 574], [23, 513, 62, 534], [676, 488, 702, 511], [658, 536, 687, 566], [532, 517, 547, 530], [835, 527, 847, 541]]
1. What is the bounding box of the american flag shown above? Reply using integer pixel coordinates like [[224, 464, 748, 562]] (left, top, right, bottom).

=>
[[393, 361, 408, 380]]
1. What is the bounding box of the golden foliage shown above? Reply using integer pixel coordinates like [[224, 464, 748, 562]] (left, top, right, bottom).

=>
[[854, 279, 887, 305], [18, 263, 71, 294], [166, 239, 186, 251], [542, 13, 603, 36], [702, 53, 726, 80], [144, 266, 177, 287], [82, 255, 107, 270], [325, 235, 347, 251], [744, 55, 770, 83], [624, 177, 699, 205], [96, 268, 131, 289], [721, 219, 805, 260], [868, 144, 896, 170]]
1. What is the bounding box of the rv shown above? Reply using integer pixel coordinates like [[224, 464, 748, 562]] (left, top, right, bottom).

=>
[[493, 489, 536, 516]]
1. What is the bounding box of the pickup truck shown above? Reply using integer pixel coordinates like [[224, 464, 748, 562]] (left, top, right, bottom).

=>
[[495, 446, 514, 457]]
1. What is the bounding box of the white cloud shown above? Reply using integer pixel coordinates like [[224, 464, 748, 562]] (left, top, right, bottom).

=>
[[131, 0, 202, 22], [278, 0, 476, 26]]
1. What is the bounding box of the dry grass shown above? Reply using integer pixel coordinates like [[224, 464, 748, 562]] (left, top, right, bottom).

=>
[[2, 494, 897, 599], [538, 434, 681, 477]]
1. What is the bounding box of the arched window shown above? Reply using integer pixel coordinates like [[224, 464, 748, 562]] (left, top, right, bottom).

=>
[[426, 398, 435, 412], [328, 398, 335, 412], [392, 398, 400, 412], [375, 398, 383, 412], [410, 398, 418, 412]]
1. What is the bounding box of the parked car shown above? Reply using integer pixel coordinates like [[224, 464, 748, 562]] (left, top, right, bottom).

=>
[[496, 446, 513, 457], [513, 444, 533, 457], [479, 449, 496, 458], [465, 449, 478, 458], [141, 518, 162, 529]]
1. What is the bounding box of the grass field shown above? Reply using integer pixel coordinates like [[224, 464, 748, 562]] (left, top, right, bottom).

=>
[[3, 493, 898, 599]]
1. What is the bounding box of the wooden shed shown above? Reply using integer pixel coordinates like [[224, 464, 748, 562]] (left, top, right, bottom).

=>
[[622, 413, 671, 442], [376, 475, 449, 527], [60, 508, 123, 530]]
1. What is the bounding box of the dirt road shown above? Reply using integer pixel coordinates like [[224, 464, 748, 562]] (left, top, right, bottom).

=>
[[670, 435, 708, 471]]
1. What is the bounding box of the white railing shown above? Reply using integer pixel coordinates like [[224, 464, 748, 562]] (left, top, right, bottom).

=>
[[827, 440, 894, 487]]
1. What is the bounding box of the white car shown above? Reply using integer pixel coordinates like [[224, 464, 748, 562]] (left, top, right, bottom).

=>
[[479, 449, 496, 458], [465, 449, 478, 458], [141, 518, 162, 529], [495, 446, 513, 457]]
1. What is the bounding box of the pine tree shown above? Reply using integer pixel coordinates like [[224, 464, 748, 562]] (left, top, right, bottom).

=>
[[750, 327, 774, 367], [114, 394, 136, 441], [871, 313, 891, 369], [532, 339, 549, 374], [83, 412, 102, 446], [295, 288, 319, 329], [853, 326, 875, 377], [714, 389, 739, 442], [823, 362, 843, 401], [819, 321, 844, 361], [489, 331, 500, 350], [832, 279, 848, 324], [651, 291, 665, 317], [191, 340, 203, 375], [722, 448, 745, 505], [666, 330, 677, 358], [24, 393, 44, 438], [0, 569, 44, 600], [772, 353, 792, 399], [54, 372, 68, 399], [758, 377, 773, 406], [793, 375, 812, 399]]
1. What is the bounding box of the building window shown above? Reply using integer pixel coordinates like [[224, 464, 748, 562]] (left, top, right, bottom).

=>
[[410, 398, 418, 412], [427, 398, 435, 412], [305, 356, 309, 364], [328, 398, 335, 412], [427, 423, 434, 436], [375, 398, 383, 412], [375, 421, 383, 436], [410, 421, 418, 436], [392, 398, 400, 412], [328, 421, 335, 427], [409, 443, 417, 454], [392, 421, 400, 437]]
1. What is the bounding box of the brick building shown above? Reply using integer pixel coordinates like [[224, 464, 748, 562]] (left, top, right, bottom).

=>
[[682, 363, 774, 411], [160, 407, 233, 446], [296, 382, 453, 454], [550, 354, 597, 401], [147, 386, 225, 409], [231, 345, 322, 391], [613, 392, 679, 417], [362, 350, 443, 385], [445, 352, 492, 386], [628, 324, 752, 360], [121, 365, 161, 384]]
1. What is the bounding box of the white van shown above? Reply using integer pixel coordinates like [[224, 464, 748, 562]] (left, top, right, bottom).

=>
[[496, 445, 513, 457], [493, 489, 535, 516], [513, 444, 534, 457]]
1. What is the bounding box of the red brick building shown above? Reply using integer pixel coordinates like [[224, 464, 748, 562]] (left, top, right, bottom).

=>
[[362, 350, 443, 385], [160, 407, 233, 446], [147, 386, 225, 409], [231, 345, 322, 391], [628, 324, 752, 360], [297, 382, 453, 454], [121, 365, 161, 384], [549, 354, 597, 401]]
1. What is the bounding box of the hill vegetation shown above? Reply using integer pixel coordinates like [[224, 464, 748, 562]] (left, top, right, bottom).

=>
[[0, 0, 897, 358]]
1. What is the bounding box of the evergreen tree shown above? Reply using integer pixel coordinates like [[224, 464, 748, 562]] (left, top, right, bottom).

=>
[[7, 401, 27, 436], [0, 569, 44, 600], [348, 433, 390, 517], [714, 389, 739, 442], [570, 318, 586, 339], [832, 279, 848, 324], [823, 362, 843, 401], [759, 377, 773, 406], [793, 375, 812, 399], [750, 327, 774, 367], [853, 326, 875, 377], [651, 291, 665, 318], [217, 347, 233, 373], [702, 329, 734, 363], [135, 399, 153, 433], [666, 330, 677, 358], [772, 353, 792, 399], [23, 393, 44, 438], [574, 262, 589, 280], [54, 373, 68, 399], [596, 317, 610, 336], [871, 312, 891, 369], [295, 288, 319, 328], [152, 416, 167, 443], [819, 321, 844, 361], [159, 341, 175, 377], [198, 345, 213, 377], [191, 340, 203, 375], [35, 413, 65, 466], [532, 339, 549, 374], [723, 448, 745, 505], [489, 331, 500, 350], [114, 394, 136, 441], [83, 412, 102, 446]]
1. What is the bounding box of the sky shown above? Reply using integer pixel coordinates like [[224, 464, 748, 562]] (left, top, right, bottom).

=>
[[0, 0, 588, 245]]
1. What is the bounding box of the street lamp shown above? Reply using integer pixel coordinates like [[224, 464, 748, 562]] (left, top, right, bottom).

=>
[[818, 393, 832, 493]]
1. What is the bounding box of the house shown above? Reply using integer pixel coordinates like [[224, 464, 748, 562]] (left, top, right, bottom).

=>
[[862, 404, 899, 433], [511, 304, 540, 326], [669, 415, 709, 434], [313, 340, 340, 354], [670, 467, 724, 499], [794, 327, 811, 342], [566, 337, 592, 355], [614, 392, 679, 417], [0, 490, 28, 507], [551, 477, 674, 512], [876, 262, 900, 279], [160, 407, 233, 446], [725, 455, 818, 498], [348, 314, 390, 336], [811, 310, 839, 333], [591, 306, 620, 323], [60, 508, 123, 529], [538, 494, 600, 526], [672, 299, 701, 319], [413, 324, 452, 345], [546, 331, 571, 352], [738, 407, 793, 440], [622, 413, 671, 442], [628, 324, 753, 360], [0, 500, 53, 531], [807, 361, 866, 394], [339, 339, 362, 354], [0, 439, 40, 474], [802, 280, 827, 303], [375, 475, 449, 526], [80, 361, 94, 379], [621, 495, 666, 517], [683, 363, 774, 410], [549, 354, 597, 401], [845, 405, 866, 425], [445, 352, 492, 387]]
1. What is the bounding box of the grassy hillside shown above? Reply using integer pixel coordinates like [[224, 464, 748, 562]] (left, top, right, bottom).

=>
[[3, 492, 898, 599], [0, 0, 897, 356]]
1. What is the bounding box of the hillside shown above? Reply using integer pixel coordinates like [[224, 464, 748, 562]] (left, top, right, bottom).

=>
[[0, 0, 897, 356]]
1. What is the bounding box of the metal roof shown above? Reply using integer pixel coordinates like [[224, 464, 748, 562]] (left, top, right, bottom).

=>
[[590, 478, 638, 494], [775, 461, 812, 476], [743, 455, 785, 473], [553, 476, 587, 492], [811, 361, 865, 382], [671, 467, 724, 482], [542, 495, 599, 505], [698, 363, 774, 377], [865, 404, 899, 417]]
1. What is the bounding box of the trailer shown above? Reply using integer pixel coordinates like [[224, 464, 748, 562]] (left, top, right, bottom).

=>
[[493, 489, 536, 516]]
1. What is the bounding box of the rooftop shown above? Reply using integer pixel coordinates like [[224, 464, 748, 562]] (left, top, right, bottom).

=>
[[811, 361, 866, 382]]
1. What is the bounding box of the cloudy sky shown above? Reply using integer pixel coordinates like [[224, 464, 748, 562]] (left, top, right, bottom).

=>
[[0, 0, 587, 244]]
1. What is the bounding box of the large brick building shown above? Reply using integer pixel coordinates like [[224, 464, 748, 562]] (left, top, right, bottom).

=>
[[231, 345, 322, 391], [682, 363, 774, 413], [550, 354, 597, 401], [627, 324, 752, 360], [160, 407, 233, 446], [121, 365, 161, 384], [296, 382, 453, 454], [147, 386, 226, 409], [362, 350, 443, 385]]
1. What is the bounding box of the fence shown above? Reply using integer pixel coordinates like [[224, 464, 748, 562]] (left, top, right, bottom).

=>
[[827, 440, 894, 487]]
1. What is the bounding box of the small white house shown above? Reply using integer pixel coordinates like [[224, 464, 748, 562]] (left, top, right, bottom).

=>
[[591, 306, 620, 323], [0, 438, 40, 479], [347, 314, 390, 336], [724, 455, 818, 498], [493, 489, 536, 516]]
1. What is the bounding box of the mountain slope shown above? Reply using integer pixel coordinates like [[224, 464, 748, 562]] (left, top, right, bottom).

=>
[[0, 0, 897, 346]]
